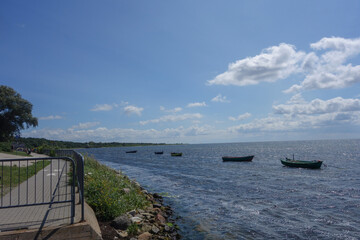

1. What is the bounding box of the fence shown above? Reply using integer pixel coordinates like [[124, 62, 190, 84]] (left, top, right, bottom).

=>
[[0, 149, 84, 229], [42, 149, 85, 222]]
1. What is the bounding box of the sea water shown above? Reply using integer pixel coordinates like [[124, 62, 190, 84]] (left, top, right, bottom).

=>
[[79, 139, 360, 239]]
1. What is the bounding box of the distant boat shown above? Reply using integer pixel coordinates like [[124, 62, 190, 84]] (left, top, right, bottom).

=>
[[155, 151, 164, 154], [222, 155, 254, 162], [171, 152, 182, 157], [126, 150, 137, 153], [280, 158, 323, 169]]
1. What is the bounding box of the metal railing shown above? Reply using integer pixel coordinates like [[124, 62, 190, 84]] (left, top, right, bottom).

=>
[[0, 157, 76, 224], [43, 149, 85, 222], [0, 149, 85, 227]]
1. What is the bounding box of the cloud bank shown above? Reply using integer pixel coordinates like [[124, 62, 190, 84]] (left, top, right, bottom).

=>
[[209, 37, 360, 93]]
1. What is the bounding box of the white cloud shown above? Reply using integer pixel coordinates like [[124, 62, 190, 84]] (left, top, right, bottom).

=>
[[285, 37, 360, 93], [70, 122, 100, 130], [39, 115, 62, 120], [160, 106, 183, 113], [229, 96, 360, 133], [91, 104, 115, 111], [140, 113, 203, 125], [273, 96, 360, 115], [124, 105, 144, 116], [211, 94, 230, 103], [229, 113, 251, 121], [187, 102, 207, 108], [208, 43, 305, 86]]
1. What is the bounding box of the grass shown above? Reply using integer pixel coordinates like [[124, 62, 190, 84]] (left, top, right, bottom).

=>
[[83, 154, 150, 221], [0, 150, 31, 157], [0, 160, 51, 195]]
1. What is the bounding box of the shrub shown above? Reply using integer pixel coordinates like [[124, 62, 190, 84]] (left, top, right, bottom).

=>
[[0, 142, 12, 152], [83, 155, 149, 221]]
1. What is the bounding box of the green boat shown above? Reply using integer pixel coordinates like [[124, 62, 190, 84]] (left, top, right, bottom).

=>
[[281, 158, 323, 169], [222, 155, 254, 162], [171, 152, 182, 157]]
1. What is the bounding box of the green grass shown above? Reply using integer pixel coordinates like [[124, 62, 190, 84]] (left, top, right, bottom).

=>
[[0, 160, 51, 195], [0, 150, 31, 157], [83, 155, 150, 221]]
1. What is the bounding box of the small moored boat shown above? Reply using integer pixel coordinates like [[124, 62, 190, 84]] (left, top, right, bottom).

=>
[[222, 155, 254, 162], [126, 150, 137, 153], [280, 158, 323, 169], [171, 152, 182, 157], [155, 151, 164, 154]]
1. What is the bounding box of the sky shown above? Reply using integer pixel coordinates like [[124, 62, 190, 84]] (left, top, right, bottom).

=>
[[1, 0, 360, 144]]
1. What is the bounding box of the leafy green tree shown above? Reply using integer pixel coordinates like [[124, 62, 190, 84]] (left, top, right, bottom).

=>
[[0, 85, 38, 141]]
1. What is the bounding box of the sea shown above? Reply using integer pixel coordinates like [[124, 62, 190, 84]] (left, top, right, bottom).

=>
[[78, 139, 360, 239]]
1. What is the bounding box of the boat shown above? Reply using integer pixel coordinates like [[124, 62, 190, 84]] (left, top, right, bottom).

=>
[[280, 158, 323, 169], [171, 152, 182, 157], [126, 150, 137, 153], [154, 151, 164, 154], [222, 155, 254, 162]]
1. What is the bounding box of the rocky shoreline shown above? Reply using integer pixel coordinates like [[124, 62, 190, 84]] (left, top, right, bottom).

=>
[[99, 180, 181, 240]]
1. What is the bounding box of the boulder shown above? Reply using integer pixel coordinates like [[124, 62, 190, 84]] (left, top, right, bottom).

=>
[[138, 232, 152, 240], [111, 215, 131, 230]]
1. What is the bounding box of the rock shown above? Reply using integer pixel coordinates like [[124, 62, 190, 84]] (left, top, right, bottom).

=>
[[164, 225, 171, 232], [128, 210, 136, 216], [131, 216, 142, 224], [138, 232, 152, 240], [153, 193, 162, 199], [151, 226, 160, 234], [115, 230, 128, 238], [142, 189, 148, 194], [157, 213, 166, 225], [111, 215, 131, 230], [141, 223, 152, 233], [122, 188, 131, 194], [153, 203, 162, 208]]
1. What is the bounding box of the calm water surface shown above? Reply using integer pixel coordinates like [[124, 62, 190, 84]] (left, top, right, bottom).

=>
[[79, 139, 360, 239]]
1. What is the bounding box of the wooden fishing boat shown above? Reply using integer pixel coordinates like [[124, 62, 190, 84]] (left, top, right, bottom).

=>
[[126, 150, 137, 153], [222, 155, 254, 162], [280, 158, 323, 169], [171, 152, 182, 157], [154, 151, 164, 154]]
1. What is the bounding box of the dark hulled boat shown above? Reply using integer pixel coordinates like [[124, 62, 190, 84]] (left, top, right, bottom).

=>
[[280, 158, 323, 169], [222, 155, 254, 162], [126, 150, 137, 153], [155, 151, 164, 154], [171, 152, 182, 157]]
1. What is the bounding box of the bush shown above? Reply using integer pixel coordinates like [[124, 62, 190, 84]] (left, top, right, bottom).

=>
[[0, 142, 12, 152], [83, 155, 149, 221]]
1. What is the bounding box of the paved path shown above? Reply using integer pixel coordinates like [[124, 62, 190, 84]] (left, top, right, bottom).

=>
[[0, 154, 81, 233]]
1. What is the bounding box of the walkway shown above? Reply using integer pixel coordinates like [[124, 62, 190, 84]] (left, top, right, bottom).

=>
[[0, 155, 80, 233]]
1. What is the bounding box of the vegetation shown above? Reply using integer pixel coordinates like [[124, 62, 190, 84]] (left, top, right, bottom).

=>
[[83, 154, 150, 221], [0, 160, 50, 195], [17, 137, 167, 151], [0, 85, 38, 141]]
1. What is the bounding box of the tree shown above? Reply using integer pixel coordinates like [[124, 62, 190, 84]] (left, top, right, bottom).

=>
[[0, 85, 38, 141]]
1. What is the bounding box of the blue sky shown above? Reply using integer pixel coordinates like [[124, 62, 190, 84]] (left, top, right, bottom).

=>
[[1, 0, 360, 143]]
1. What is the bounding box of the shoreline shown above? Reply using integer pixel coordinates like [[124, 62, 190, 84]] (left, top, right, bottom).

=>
[[99, 171, 181, 240]]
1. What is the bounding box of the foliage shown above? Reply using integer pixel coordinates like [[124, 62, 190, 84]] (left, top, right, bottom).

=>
[[19, 137, 168, 150], [0, 85, 38, 141], [0, 142, 12, 152], [127, 223, 139, 235], [83, 155, 150, 221]]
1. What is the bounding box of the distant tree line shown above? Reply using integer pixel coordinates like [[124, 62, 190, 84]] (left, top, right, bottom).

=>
[[18, 137, 167, 151]]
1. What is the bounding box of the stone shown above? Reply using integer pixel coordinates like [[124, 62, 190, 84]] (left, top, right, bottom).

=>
[[138, 232, 152, 240], [111, 215, 131, 230], [151, 226, 160, 234], [153, 203, 162, 208], [157, 213, 166, 225], [131, 216, 142, 224], [115, 230, 128, 238], [128, 210, 136, 216], [122, 188, 131, 194]]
